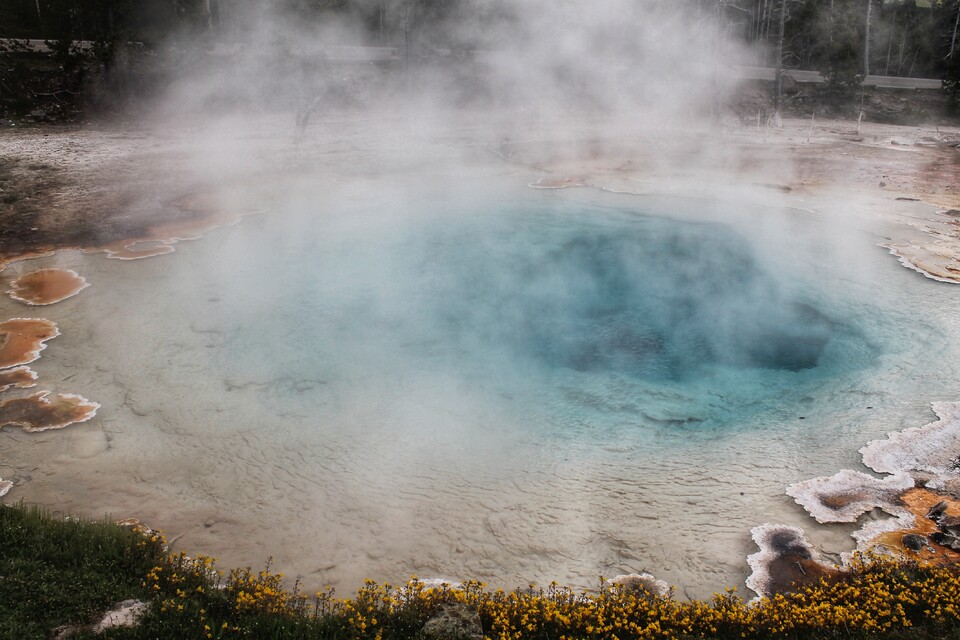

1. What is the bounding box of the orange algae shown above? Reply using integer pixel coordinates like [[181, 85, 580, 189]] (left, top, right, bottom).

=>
[[7, 268, 89, 305], [871, 488, 960, 564], [0, 390, 99, 432], [0, 366, 37, 392], [0, 191, 258, 269], [0, 318, 59, 368], [96, 193, 254, 261]]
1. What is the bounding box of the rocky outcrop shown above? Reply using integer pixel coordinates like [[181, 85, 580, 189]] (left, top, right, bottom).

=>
[[51, 600, 150, 639], [421, 603, 484, 640], [605, 573, 670, 598]]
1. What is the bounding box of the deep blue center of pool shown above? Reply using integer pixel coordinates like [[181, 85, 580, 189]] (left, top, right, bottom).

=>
[[219, 186, 878, 437], [425, 214, 838, 379]]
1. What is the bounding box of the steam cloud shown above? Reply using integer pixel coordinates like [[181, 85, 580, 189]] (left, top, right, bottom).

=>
[[152, 0, 749, 137]]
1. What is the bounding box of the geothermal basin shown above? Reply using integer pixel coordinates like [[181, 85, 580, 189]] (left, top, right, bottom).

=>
[[3, 168, 960, 600]]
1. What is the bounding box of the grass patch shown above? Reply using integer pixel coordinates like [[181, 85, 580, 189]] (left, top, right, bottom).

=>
[[4, 501, 960, 639], [0, 502, 163, 639]]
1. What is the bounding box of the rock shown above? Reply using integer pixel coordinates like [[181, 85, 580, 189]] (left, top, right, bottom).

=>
[[925, 500, 948, 521], [90, 600, 150, 634], [50, 624, 82, 640], [48, 600, 150, 639], [930, 531, 960, 551], [902, 533, 927, 552], [939, 515, 960, 531], [606, 573, 670, 598], [421, 603, 483, 640], [943, 477, 960, 498]]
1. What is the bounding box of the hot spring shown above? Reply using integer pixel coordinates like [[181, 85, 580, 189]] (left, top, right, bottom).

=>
[[6, 170, 960, 599]]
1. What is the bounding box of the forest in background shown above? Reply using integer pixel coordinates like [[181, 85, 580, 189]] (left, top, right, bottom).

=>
[[1, 0, 960, 121]]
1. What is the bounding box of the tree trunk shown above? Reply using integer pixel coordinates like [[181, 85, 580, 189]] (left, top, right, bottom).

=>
[[863, 0, 872, 77], [907, 44, 919, 77], [379, 0, 385, 45], [897, 24, 907, 76], [773, 0, 786, 126], [829, 0, 835, 44], [763, 0, 773, 63], [884, 11, 895, 76], [950, 0, 960, 59], [404, 2, 412, 91]]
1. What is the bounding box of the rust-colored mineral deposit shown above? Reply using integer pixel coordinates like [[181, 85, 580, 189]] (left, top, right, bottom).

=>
[[870, 488, 960, 565], [97, 193, 253, 261], [746, 524, 841, 598], [0, 391, 99, 432], [8, 268, 89, 305], [0, 318, 59, 368], [0, 366, 38, 392]]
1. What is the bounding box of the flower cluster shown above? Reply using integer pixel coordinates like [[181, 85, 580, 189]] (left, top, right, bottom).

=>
[[226, 560, 307, 617], [131, 542, 960, 639], [298, 557, 960, 639]]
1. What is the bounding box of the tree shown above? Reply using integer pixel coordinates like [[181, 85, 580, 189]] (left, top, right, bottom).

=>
[[949, 0, 960, 59], [773, 0, 788, 124], [863, 0, 872, 76]]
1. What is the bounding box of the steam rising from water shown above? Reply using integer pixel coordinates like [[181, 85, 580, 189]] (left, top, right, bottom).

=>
[[154, 0, 746, 142], [6, 0, 960, 603], [6, 170, 960, 598]]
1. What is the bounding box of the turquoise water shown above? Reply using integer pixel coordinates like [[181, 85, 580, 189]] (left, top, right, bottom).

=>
[[8, 174, 960, 597], [216, 181, 881, 444]]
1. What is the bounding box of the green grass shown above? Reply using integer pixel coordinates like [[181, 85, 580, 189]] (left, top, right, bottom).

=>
[[4, 501, 960, 640], [0, 502, 163, 639]]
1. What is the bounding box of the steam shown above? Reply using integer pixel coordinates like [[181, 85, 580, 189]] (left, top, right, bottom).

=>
[[150, 0, 748, 138], [15, 0, 950, 600]]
